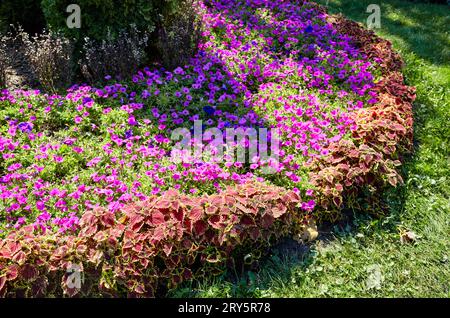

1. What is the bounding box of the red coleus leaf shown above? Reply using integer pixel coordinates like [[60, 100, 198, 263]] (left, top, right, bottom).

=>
[[363, 154, 373, 165], [151, 211, 165, 226], [335, 183, 344, 192], [6, 242, 21, 258], [208, 215, 222, 230], [100, 212, 116, 227], [130, 215, 144, 232], [152, 227, 165, 242], [224, 195, 236, 205], [209, 196, 224, 207], [249, 227, 261, 240], [171, 274, 182, 286], [6, 264, 19, 281], [88, 249, 104, 265], [124, 229, 137, 241], [182, 268, 193, 280], [272, 203, 287, 218], [171, 255, 181, 265], [348, 149, 360, 158], [20, 264, 39, 282], [155, 199, 171, 209], [80, 224, 98, 237], [133, 243, 143, 253], [134, 283, 146, 294], [220, 206, 232, 215], [12, 251, 27, 265], [205, 205, 218, 215], [52, 246, 69, 261], [171, 200, 181, 211], [261, 213, 274, 229], [235, 202, 252, 214], [171, 209, 184, 222], [387, 174, 398, 187], [140, 257, 150, 268], [206, 252, 221, 263], [189, 206, 204, 221], [183, 219, 193, 234], [175, 221, 184, 240], [76, 244, 87, 255], [282, 191, 300, 203], [0, 276, 6, 294], [240, 215, 256, 226], [234, 195, 247, 206], [193, 220, 208, 236], [110, 224, 125, 238], [163, 243, 173, 257], [332, 196, 343, 207], [79, 211, 97, 228], [391, 123, 406, 133], [93, 230, 108, 243], [324, 173, 334, 183], [31, 276, 48, 297]]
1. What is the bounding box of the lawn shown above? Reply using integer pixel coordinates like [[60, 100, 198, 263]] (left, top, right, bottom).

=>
[[171, 0, 450, 298]]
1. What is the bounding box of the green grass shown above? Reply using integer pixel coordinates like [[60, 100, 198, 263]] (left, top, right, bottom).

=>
[[170, 0, 450, 298]]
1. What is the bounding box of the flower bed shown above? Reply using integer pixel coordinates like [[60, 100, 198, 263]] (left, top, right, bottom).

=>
[[0, 0, 414, 297]]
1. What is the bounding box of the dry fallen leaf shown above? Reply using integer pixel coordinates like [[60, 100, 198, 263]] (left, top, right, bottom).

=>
[[400, 230, 418, 244], [295, 218, 319, 243]]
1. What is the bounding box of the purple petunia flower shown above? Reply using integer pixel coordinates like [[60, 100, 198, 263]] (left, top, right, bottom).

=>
[[128, 116, 138, 126], [18, 122, 33, 133], [203, 106, 215, 116], [82, 97, 93, 105], [125, 130, 133, 139]]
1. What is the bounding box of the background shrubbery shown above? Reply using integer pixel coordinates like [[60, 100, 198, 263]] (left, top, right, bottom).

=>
[[0, 36, 8, 88], [20, 30, 74, 93], [40, 0, 196, 41], [0, 0, 200, 89], [0, 0, 45, 34], [80, 26, 149, 82]]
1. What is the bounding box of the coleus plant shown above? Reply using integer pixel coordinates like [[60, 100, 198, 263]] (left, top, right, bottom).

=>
[[0, 182, 306, 297]]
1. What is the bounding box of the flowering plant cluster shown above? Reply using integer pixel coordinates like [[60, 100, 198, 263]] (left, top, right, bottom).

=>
[[0, 0, 414, 297]]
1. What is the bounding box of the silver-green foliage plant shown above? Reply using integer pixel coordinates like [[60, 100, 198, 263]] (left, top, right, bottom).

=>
[[21, 30, 74, 92], [158, 0, 202, 69], [80, 25, 149, 83], [0, 38, 8, 88]]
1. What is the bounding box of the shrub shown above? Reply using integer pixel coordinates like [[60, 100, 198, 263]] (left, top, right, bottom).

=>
[[80, 26, 149, 83], [157, 0, 202, 69], [20, 30, 74, 92], [0, 0, 45, 34], [41, 0, 199, 70], [0, 37, 8, 88], [40, 0, 185, 42], [406, 0, 448, 3], [0, 182, 306, 297]]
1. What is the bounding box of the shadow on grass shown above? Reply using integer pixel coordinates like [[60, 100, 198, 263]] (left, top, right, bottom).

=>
[[316, 0, 450, 67]]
